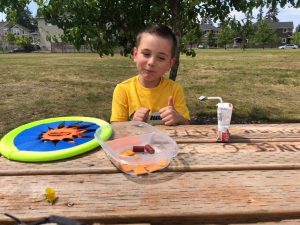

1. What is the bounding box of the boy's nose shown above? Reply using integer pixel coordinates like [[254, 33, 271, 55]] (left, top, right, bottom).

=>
[[147, 57, 155, 66]]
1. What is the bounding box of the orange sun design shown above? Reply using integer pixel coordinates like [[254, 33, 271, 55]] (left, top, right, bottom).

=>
[[40, 121, 96, 144], [41, 127, 86, 141]]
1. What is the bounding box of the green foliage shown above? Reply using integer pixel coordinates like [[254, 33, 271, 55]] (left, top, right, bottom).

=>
[[217, 24, 234, 49], [2, 0, 298, 56], [265, 4, 279, 22], [3, 32, 16, 45], [293, 32, 300, 46], [181, 26, 202, 56], [207, 31, 216, 47], [15, 35, 31, 47], [16, 7, 38, 32], [252, 20, 279, 48], [1, 0, 299, 80], [231, 15, 255, 50], [256, 6, 264, 21]]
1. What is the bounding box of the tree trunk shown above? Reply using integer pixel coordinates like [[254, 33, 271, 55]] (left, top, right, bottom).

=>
[[168, 0, 181, 81]]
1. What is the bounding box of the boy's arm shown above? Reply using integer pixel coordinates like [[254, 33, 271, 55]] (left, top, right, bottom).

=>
[[110, 85, 129, 122]]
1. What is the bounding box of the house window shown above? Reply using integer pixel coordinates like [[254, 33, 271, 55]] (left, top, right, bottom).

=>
[[281, 38, 286, 43], [283, 28, 287, 33]]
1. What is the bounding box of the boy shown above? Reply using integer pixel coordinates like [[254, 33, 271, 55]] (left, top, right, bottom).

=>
[[110, 24, 190, 125]]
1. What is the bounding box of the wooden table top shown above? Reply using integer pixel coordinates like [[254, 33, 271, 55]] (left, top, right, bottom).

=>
[[0, 123, 300, 225]]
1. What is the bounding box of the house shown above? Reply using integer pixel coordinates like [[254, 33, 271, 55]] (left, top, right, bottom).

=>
[[0, 20, 40, 49], [37, 17, 64, 51], [37, 17, 92, 52], [266, 20, 294, 44], [200, 23, 220, 47], [252, 20, 294, 46], [232, 20, 294, 48]]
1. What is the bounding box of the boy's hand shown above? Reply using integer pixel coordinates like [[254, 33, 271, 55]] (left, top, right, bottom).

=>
[[159, 96, 188, 126], [132, 107, 150, 122]]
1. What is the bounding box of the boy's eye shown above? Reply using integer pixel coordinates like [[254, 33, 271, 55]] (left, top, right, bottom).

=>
[[142, 53, 150, 57], [158, 57, 166, 61]]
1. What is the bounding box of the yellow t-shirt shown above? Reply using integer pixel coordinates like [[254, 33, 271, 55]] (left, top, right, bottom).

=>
[[110, 75, 190, 122]]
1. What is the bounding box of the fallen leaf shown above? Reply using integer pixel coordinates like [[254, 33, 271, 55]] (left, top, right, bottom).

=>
[[44, 187, 58, 204]]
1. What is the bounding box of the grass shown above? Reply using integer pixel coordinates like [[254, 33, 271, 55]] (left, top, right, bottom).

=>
[[0, 49, 299, 137]]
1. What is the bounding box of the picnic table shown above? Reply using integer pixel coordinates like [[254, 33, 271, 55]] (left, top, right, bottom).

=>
[[0, 123, 300, 225]]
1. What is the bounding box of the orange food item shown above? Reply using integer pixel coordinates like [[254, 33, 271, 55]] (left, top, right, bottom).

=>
[[159, 160, 168, 167], [121, 149, 135, 157], [117, 146, 169, 175], [145, 163, 161, 172], [119, 163, 135, 172], [134, 165, 148, 175]]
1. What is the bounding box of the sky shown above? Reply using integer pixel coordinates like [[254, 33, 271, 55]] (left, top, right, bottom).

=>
[[1, 2, 300, 31]]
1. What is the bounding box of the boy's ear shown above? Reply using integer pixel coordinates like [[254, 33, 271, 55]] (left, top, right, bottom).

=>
[[133, 47, 138, 63], [170, 57, 176, 68]]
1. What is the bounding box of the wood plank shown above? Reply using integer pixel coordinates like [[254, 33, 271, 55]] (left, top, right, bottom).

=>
[[0, 170, 300, 224], [1, 142, 300, 175], [233, 220, 300, 225], [156, 124, 300, 143]]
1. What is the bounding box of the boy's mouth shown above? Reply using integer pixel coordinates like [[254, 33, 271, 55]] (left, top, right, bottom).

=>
[[144, 69, 155, 74]]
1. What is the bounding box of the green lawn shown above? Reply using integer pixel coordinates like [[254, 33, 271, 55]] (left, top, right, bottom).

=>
[[0, 49, 299, 137]]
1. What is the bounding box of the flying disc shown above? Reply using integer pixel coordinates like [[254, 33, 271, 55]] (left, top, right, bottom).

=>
[[0, 116, 112, 162]]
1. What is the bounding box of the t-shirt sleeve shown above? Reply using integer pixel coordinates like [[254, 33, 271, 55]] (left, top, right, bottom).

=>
[[110, 84, 129, 122], [173, 84, 190, 120]]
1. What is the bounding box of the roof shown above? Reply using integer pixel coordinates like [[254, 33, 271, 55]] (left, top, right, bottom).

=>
[[200, 24, 220, 32], [254, 20, 294, 29], [268, 21, 293, 29], [0, 21, 9, 29], [11, 24, 30, 32]]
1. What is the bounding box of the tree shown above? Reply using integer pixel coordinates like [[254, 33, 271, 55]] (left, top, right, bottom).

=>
[[201, 16, 213, 25], [207, 31, 216, 48], [217, 24, 233, 49], [257, 6, 264, 21], [265, 4, 279, 22], [252, 20, 278, 49], [231, 13, 255, 50], [181, 27, 202, 54], [17, 7, 37, 32], [4, 32, 16, 45], [15, 35, 32, 49], [293, 32, 300, 46], [1, 0, 299, 80]]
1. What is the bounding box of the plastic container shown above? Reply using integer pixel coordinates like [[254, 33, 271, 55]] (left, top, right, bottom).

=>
[[95, 121, 178, 176]]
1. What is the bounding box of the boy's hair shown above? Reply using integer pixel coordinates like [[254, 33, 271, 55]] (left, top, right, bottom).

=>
[[136, 24, 177, 58]]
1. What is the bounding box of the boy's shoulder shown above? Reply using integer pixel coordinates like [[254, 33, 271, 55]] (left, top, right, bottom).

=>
[[161, 77, 182, 89], [118, 76, 138, 86]]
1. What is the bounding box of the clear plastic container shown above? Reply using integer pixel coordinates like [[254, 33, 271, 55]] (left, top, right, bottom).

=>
[[95, 121, 178, 176]]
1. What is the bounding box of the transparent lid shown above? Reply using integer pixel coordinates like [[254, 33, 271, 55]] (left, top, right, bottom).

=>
[[95, 121, 178, 175]]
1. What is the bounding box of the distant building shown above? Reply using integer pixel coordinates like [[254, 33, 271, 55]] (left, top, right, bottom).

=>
[[231, 20, 294, 48], [37, 17, 63, 51], [253, 20, 294, 45], [200, 23, 220, 47], [266, 20, 294, 44], [37, 17, 91, 53], [0, 20, 40, 49]]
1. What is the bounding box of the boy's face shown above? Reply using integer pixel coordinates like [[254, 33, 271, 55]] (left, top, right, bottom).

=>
[[134, 33, 175, 88]]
